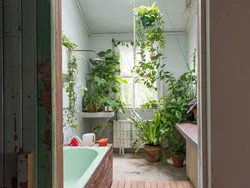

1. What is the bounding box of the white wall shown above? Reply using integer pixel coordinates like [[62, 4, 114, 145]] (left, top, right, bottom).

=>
[[187, 3, 198, 70], [62, 0, 90, 144]]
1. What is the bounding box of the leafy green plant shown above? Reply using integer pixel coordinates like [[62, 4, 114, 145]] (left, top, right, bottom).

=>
[[167, 135, 186, 160], [140, 100, 158, 109], [157, 62, 197, 145], [87, 49, 124, 95], [82, 88, 106, 112], [128, 110, 164, 152], [62, 32, 82, 129], [106, 98, 126, 120], [133, 3, 166, 90], [85, 49, 127, 116], [112, 38, 134, 48]]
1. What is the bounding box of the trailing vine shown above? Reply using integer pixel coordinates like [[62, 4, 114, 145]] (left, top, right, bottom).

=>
[[62, 33, 82, 129], [112, 38, 134, 48], [133, 3, 166, 90]]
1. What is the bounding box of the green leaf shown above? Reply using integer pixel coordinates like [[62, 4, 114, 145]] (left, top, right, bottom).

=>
[[115, 75, 128, 84], [106, 49, 112, 54], [175, 111, 182, 119], [98, 51, 106, 57]]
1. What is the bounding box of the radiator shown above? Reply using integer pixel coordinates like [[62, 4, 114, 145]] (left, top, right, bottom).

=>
[[113, 120, 142, 155]]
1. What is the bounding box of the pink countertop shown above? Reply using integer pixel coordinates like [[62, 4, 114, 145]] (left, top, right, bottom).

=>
[[176, 123, 198, 148]]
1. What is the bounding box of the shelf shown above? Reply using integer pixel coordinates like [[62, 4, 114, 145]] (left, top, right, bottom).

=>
[[79, 112, 115, 119]]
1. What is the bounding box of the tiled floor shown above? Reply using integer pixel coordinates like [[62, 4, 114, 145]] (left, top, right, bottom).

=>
[[111, 180, 193, 188]]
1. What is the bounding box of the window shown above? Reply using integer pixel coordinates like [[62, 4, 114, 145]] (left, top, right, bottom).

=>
[[117, 43, 158, 108]]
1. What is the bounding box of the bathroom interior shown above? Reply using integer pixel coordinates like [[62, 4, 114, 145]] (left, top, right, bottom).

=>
[[62, 0, 198, 187]]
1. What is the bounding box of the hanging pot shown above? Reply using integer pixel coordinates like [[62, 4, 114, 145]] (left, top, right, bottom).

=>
[[141, 16, 155, 27]]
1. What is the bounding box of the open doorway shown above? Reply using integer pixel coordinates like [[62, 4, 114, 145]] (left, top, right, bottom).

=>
[[55, 0, 204, 187]]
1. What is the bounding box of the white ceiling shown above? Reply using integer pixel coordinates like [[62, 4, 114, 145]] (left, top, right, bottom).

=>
[[77, 0, 196, 35]]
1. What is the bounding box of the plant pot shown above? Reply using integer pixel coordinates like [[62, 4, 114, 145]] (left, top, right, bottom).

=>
[[141, 16, 155, 27], [192, 108, 197, 122], [171, 154, 184, 167], [144, 144, 161, 162], [87, 107, 97, 112]]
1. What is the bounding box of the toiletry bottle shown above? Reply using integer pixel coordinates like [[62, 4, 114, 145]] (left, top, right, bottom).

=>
[[109, 105, 112, 112], [104, 102, 108, 112]]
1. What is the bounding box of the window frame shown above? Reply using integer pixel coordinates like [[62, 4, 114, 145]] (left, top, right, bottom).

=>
[[118, 42, 163, 109]]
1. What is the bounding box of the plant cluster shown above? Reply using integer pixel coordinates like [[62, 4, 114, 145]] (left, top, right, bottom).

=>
[[129, 49, 197, 161], [83, 49, 127, 117], [133, 3, 166, 90], [62, 33, 82, 129], [158, 53, 197, 158]]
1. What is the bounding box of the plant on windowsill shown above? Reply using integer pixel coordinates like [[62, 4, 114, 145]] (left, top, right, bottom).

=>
[[128, 110, 165, 162], [62, 32, 82, 129], [140, 99, 158, 109], [84, 49, 127, 116], [82, 88, 106, 112], [133, 2, 166, 90]]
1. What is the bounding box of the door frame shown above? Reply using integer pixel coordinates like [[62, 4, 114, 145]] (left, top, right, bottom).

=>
[[50, 0, 211, 187], [198, 0, 210, 187], [51, 0, 63, 187]]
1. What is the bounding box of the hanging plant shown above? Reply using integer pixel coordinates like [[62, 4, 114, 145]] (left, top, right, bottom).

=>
[[62, 32, 82, 129], [133, 3, 166, 90], [112, 38, 134, 48]]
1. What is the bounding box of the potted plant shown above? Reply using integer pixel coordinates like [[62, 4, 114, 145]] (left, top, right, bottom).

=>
[[82, 89, 105, 112], [128, 110, 164, 162], [167, 135, 186, 167], [85, 49, 127, 115], [157, 67, 197, 164], [106, 98, 126, 120], [140, 100, 158, 109], [133, 3, 166, 90]]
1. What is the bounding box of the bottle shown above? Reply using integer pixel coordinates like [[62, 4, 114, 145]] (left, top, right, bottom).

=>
[[104, 102, 108, 112], [108, 105, 112, 112], [107, 103, 111, 112]]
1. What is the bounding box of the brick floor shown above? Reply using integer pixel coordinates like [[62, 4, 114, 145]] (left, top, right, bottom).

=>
[[111, 180, 193, 188]]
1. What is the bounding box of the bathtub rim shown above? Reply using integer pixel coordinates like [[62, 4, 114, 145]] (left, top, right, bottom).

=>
[[63, 146, 110, 188]]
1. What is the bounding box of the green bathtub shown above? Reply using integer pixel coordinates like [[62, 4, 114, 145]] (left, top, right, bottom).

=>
[[63, 146, 109, 188]]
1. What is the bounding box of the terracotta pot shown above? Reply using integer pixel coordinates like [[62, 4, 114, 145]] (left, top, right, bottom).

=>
[[192, 108, 197, 122], [87, 107, 97, 112], [171, 154, 184, 167], [144, 145, 161, 162]]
